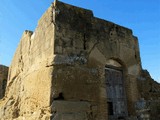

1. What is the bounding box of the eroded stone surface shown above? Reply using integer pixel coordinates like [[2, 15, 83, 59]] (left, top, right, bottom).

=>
[[136, 70, 160, 120]]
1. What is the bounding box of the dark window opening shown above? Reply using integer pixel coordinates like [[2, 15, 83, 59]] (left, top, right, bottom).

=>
[[70, 39, 73, 46], [108, 102, 114, 115], [54, 92, 64, 100], [118, 116, 125, 120], [135, 54, 137, 59], [2, 79, 6, 90], [2, 79, 7, 96]]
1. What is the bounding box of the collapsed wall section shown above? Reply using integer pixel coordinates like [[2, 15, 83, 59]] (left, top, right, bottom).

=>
[[136, 70, 160, 119]]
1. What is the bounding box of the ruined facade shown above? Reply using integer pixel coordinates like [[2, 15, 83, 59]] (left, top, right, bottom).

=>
[[0, 1, 159, 120]]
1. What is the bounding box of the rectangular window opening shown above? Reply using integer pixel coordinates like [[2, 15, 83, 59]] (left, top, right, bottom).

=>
[[107, 102, 114, 115]]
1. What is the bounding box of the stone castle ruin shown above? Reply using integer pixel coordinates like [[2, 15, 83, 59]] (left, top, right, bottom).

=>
[[0, 1, 160, 120]]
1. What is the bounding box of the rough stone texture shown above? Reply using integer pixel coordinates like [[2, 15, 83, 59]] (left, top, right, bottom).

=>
[[51, 101, 91, 120], [136, 70, 160, 120], [138, 70, 160, 100], [0, 65, 8, 99], [51, 2, 141, 119], [0, 1, 159, 120]]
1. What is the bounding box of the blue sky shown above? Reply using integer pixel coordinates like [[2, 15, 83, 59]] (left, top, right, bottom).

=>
[[0, 0, 160, 82]]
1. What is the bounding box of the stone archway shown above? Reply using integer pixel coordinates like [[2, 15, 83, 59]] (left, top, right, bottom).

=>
[[105, 59, 128, 119]]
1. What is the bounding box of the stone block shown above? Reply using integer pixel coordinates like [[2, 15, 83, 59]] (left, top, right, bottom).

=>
[[52, 100, 91, 113]]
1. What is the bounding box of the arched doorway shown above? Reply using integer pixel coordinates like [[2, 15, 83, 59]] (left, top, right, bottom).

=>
[[105, 59, 128, 119]]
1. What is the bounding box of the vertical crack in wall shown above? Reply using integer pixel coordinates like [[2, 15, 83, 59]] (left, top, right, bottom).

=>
[[28, 35, 31, 55], [19, 33, 25, 72], [83, 33, 87, 50]]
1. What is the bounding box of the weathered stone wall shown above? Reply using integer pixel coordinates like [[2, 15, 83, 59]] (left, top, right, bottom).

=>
[[0, 65, 8, 99], [50, 1, 141, 120], [138, 70, 160, 100]]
